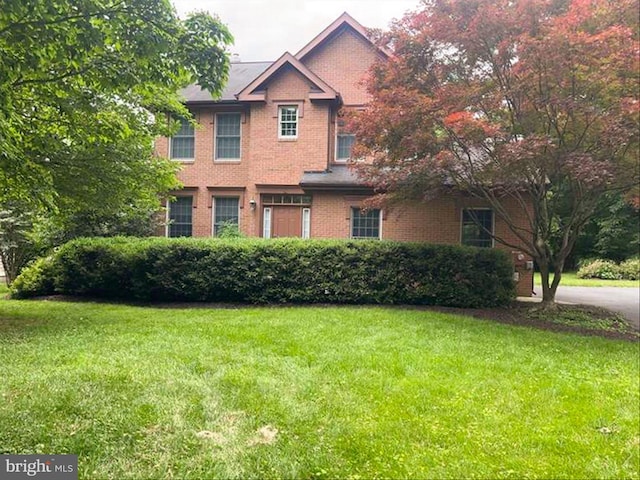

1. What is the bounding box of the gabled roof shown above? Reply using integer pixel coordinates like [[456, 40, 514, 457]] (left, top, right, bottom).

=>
[[236, 52, 340, 102], [295, 12, 391, 60]]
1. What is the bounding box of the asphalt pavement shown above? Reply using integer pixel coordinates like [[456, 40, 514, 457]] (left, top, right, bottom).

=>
[[533, 285, 640, 330]]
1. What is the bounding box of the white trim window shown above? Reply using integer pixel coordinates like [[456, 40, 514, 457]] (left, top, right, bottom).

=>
[[351, 208, 382, 239], [302, 208, 311, 239], [215, 113, 241, 161], [167, 196, 193, 237], [461, 208, 494, 248], [263, 207, 272, 238], [170, 118, 195, 160], [212, 197, 240, 236], [278, 105, 298, 139], [336, 134, 356, 162]]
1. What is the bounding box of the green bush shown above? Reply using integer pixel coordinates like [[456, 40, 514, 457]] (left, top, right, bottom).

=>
[[216, 221, 244, 239], [619, 257, 640, 281], [576, 258, 640, 280], [11, 237, 516, 307], [577, 259, 622, 280], [10, 255, 58, 298]]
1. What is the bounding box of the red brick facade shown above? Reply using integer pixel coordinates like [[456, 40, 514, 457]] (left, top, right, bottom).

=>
[[155, 13, 534, 296]]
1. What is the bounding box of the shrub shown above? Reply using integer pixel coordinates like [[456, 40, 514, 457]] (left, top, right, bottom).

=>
[[619, 257, 640, 281], [11, 237, 516, 307], [577, 259, 622, 280], [10, 255, 58, 298], [216, 221, 244, 239]]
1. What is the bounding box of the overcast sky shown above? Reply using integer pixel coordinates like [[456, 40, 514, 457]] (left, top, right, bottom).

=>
[[172, 0, 420, 62]]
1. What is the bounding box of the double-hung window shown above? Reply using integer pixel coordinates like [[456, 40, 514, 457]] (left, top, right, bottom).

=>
[[215, 113, 241, 160], [170, 118, 195, 160], [461, 209, 493, 248], [278, 106, 298, 139], [351, 208, 381, 239], [336, 134, 356, 162], [167, 197, 193, 237], [213, 197, 240, 236]]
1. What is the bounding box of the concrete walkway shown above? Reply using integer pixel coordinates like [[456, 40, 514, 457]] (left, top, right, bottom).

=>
[[531, 285, 640, 330]]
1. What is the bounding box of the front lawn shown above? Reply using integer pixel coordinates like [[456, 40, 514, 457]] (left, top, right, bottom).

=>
[[535, 271, 639, 288], [0, 299, 638, 479]]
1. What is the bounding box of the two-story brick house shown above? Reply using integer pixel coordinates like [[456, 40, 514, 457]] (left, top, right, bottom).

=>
[[155, 12, 534, 296]]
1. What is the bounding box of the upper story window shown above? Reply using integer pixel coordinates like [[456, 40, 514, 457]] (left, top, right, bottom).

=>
[[170, 118, 195, 160], [351, 208, 382, 240], [215, 113, 241, 161], [461, 209, 493, 248], [167, 196, 193, 237], [336, 134, 356, 162], [278, 105, 298, 139]]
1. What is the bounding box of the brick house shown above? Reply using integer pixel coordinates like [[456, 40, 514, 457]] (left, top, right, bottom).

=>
[[154, 13, 534, 296]]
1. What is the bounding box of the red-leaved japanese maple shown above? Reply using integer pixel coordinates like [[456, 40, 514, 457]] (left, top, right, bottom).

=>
[[351, 0, 639, 305]]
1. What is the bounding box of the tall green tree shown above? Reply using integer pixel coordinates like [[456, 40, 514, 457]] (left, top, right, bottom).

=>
[[570, 193, 640, 265], [0, 0, 233, 282], [351, 0, 639, 305]]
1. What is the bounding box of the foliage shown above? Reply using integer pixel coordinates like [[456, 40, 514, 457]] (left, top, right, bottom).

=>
[[534, 270, 639, 288], [51, 203, 163, 242], [0, 203, 51, 283], [216, 221, 244, 239], [11, 237, 515, 307], [9, 256, 57, 297], [576, 257, 639, 280], [569, 193, 640, 265], [0, 0, 233, 208], [577, 259, 623, 280], [350, 0, 640, 304], [525, 304, 635, 334], [620, 258, 640, 281], [0, 0, 233, 280]]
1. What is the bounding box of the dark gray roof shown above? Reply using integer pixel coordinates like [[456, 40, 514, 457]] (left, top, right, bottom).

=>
[[180, 61, 272, 103], [300, 165, 371, 191]]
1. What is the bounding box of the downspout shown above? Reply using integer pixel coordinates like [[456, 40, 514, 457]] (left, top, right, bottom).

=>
[[327, 105, 334, 170]]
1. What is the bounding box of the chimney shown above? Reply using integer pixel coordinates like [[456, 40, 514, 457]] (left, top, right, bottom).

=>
[[230, 53, 241, 63]]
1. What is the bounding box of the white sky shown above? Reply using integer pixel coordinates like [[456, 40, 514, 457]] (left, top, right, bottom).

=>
[[172, 0, 420, 62]]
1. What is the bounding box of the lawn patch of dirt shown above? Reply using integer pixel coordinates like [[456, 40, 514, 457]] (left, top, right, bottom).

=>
[[422, 302, 639, 341]]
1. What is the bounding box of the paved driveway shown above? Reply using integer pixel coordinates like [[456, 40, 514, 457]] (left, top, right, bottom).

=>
[[534, 285, 640, 330]]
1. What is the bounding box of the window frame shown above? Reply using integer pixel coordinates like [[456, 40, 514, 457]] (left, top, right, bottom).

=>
[[336, 133, 356, 162], [278, 105, 299, 140], [263, 207, 272, 238], [214, 112, 242, 162], [460, 208, 494, 248], [212, 196, 240, 236], [302, 207, 311, 239], [166, 196, 194, 237], [169, 118, 195, 161], [350, 207, 382, 240]]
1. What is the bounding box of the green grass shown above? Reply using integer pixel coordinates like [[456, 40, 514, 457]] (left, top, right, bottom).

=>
[[0, 299, 638, 479], [535, 271, 639, 287]]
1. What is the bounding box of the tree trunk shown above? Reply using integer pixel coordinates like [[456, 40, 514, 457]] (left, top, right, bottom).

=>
[[537, 261, 560, 308]]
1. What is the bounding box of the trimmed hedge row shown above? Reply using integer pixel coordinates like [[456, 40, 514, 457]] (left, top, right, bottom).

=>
[[11, 237, 516, 307]]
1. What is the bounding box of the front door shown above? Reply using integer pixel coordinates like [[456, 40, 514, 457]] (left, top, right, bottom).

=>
[[271, 206, 302, 238]]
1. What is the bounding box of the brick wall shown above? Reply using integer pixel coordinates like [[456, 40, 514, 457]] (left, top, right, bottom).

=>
[[301, 28, 381, 106], [308, 192, 534, 296], [152, 21, 534, 296]]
